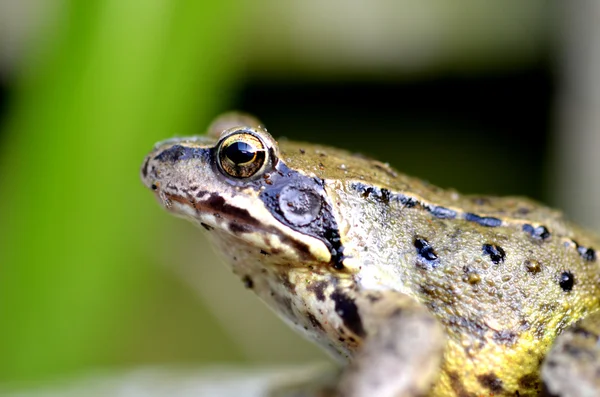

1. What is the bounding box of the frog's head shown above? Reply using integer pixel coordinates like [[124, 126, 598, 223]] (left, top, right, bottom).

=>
[[141, 113, 344, 271]]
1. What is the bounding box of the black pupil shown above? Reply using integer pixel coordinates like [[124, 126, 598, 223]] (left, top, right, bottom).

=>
[[225, 141, 256, 165]]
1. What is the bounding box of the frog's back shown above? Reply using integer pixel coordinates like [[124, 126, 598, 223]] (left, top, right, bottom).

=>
[[280, 138, 600, 396], [280, 138, 594, 238]]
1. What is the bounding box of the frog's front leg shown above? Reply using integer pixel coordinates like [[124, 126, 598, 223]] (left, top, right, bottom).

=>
[[542, 310, 600, 397], [336, 290, 445, 397]]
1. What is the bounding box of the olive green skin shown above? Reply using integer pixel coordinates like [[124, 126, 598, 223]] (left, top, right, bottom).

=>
[[141, 113, 600, 397]]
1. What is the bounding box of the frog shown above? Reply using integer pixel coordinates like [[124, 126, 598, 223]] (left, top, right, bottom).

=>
[[141, 112, 600, 397]]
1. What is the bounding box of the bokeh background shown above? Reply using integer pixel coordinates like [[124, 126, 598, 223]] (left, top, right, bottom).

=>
[[0, 0, 599, 392]]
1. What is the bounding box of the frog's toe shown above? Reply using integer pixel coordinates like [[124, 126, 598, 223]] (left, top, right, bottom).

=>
[[542, 311, 600, 397]]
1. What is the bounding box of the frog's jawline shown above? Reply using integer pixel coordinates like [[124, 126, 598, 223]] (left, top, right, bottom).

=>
[[164, 191, 317, 262]]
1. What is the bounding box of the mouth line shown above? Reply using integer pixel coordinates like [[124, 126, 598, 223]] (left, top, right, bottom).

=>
[[159, 191, 257, 227], [160, 190, 325, 263]]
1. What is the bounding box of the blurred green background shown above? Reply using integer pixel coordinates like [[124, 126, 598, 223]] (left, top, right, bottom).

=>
[[0, 0, 598, 390]]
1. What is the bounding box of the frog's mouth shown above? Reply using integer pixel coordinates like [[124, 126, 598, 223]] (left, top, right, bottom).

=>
[[159, 189, 335, 265]]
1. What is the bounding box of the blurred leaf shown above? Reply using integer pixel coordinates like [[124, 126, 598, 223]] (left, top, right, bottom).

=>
[[0, 0, 243, 382]]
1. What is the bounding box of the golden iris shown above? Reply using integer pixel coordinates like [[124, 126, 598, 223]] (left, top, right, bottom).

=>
[[217, 131, 267, 178]]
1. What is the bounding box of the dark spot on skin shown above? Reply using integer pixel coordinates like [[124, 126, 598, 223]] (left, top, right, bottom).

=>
[[482, 244, 506, 264], [260, 249, 269, 256], [306, 313, 324, 331], [206, 194, 257, 225], [380, 188, 391, 204], [308, 280, 327, 302], [518, 372, 539, 390], [154, 144, 205, 162], [522, 224, 551, 240], [357, 185, 385, 203], [427, 205, 457, 219], [156, 145, 184, 161], [414, 237, 440, 269], [447, 371, 472, 397], [242, 275, 253, 289], [465, 213, 502, 227], [447, 316, 488, 345], [477, 373, 504, 393], [519, 319, 531, 332], [397, 194, 417, 208], [571, 240, 597, 262], [332, 260, 345, 271], [577, 245, 597, 262], [493, 330, 519, 346], [524, 259, 542, 274], [151, 184, 158, 191], [330, 290, 366, 338], [559, 271, 575, 291], [188, 185, 198, 191], [351, 183, 405, 206], [281, 273, 296, 293], [200, 222, 214, 231], [166, 183, 178, 192], [141, 158, 149, 178], [419, 284, 437, 298], [229, 222, 251, 234]]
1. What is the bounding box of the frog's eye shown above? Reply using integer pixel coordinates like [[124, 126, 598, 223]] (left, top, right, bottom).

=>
[[217, 131, 268, 178]]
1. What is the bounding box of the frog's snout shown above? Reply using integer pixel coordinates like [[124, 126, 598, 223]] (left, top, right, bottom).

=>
[[139, 141, 190, 191], [140, 148, 168, 194]]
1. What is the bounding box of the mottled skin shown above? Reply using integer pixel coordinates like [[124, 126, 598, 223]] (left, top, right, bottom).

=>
[[141, 113, 600, 397]]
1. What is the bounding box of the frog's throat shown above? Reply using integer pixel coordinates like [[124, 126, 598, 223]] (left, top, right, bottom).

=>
[[162, 191, 333, 264]]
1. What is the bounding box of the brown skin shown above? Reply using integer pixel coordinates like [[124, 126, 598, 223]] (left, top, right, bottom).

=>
[[142, 113, 600, 396]]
